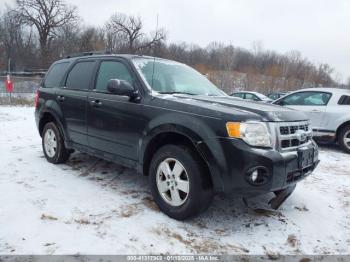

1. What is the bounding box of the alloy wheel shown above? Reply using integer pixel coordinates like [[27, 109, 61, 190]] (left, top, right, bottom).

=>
[[344, 130, 350, 150], [44, 128, 57, 158], [156, 158, 190, 207]]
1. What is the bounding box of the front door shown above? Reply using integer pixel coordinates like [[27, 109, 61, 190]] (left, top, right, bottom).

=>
[[87, 59, 145, 161], [277, 91, 331, 130]]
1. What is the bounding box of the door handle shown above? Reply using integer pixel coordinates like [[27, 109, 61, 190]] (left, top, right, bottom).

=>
[[311, 109, 321, 112], [90, 99, 102, 107], [57, 95, 65, 102]]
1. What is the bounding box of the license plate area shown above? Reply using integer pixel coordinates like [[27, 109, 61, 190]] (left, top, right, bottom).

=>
[[298, 148, 314, 169]]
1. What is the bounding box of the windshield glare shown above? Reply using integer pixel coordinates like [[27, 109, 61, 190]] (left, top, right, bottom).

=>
[[132, 58, 225, 96]]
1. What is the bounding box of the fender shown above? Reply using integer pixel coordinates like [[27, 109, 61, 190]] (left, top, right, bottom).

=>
[[138, 113, 227, 192], [336, 116, 350, 131], [336, 118, 350, 138], [39, 100, 70, 144]]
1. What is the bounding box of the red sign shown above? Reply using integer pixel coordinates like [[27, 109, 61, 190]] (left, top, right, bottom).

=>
[[5, 75, 13, 93]]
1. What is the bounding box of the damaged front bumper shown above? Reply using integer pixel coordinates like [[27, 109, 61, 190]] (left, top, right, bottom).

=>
[[200, 138, 320, 209]]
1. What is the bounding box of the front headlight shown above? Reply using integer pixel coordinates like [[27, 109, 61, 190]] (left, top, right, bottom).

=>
[[226, 121, 272, 148]]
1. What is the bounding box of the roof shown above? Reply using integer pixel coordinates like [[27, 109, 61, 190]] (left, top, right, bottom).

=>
[[54, 53, 171, 65], [294, 87, 350, 94], [233, 91, 262, 95]]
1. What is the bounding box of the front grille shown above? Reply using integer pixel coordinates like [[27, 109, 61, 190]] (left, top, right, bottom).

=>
[[277, 121, 311, 150], [279, 123, 309, 135]]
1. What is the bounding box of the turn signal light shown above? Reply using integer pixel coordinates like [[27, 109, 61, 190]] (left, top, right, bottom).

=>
[[226, 122, 241, 138]]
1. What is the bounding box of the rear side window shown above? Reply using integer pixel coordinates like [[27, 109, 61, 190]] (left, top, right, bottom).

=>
[[44, 62, 69, 88], [338, 95, 350, 105], [95, 61, 133, 92], [66, 61, 96, 90]]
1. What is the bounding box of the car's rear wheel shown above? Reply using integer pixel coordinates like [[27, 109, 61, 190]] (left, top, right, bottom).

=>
[[42, 122, 70, 163], [149, 144, 213, 220], [339, 125, 350, 154]]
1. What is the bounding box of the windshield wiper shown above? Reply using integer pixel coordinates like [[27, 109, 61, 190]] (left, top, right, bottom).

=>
[[158, 91, 197, 96]]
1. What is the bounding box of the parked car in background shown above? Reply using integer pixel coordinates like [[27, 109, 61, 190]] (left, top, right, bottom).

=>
[[273, 88, 350, 153], [268, 92, 287, 100], [231, 91, 273, 103]]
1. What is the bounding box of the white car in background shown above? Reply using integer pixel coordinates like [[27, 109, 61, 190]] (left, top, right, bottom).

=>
[[231, 91, 273, 103], [273, 88, 350, 153]]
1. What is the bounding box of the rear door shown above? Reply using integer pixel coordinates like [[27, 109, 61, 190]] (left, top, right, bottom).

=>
[[41, 61, 70, 107], [87, 58, 144, 161], [57, 60, 97, 146], [275, 91, 332, 130]]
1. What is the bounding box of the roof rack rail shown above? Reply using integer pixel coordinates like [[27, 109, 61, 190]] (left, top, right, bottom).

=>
[[65, 50, 112, 59]]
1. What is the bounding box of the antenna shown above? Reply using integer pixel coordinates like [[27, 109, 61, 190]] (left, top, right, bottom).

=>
[[151, 14, 159, 90]]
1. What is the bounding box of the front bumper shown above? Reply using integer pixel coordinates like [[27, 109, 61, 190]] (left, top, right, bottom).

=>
[[200, 138, 319, 196]]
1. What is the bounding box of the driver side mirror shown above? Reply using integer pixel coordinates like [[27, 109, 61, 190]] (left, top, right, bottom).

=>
[[107, 79, 139, 99]]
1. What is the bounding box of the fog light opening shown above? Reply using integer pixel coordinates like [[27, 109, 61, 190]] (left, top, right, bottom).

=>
[[246, 167, 269, 186]]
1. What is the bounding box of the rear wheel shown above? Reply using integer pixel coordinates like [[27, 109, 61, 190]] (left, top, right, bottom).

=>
[[42, 122, 70, 163], [339, 125, 350, 154], [149, 144, 213, 220]]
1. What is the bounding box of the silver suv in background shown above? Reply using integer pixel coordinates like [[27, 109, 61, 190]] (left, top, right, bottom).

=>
[[273, 88, 350, 153]]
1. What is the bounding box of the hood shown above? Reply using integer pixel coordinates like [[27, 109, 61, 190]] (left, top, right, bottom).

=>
[[158, 94, 308, 122]]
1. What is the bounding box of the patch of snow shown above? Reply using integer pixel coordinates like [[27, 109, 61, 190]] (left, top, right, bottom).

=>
[[0, 106, 349, 255]]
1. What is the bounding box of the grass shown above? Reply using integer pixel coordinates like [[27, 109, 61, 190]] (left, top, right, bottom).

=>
[[0, 96, 34, 106]]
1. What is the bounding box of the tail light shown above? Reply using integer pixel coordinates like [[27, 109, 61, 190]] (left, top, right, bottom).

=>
[[35, 90, 40, 108]]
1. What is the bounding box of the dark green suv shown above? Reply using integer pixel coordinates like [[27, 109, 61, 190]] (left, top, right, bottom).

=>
[[35, 53, 319, 220]]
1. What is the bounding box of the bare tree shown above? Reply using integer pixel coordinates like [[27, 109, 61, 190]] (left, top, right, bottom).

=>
[[14, 0, 78, 67], [78, 27, 105, 52], [0, 8, 37, 70], [106, 13, 166, 53]]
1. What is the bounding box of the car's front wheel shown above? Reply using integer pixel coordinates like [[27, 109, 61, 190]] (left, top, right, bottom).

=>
[[149, 144, 213, 220], [339, 125, 350, 154], [42, 122, 70, 163]]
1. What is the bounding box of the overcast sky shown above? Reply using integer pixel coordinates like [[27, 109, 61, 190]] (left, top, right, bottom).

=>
[[2, 0, 350, 82]]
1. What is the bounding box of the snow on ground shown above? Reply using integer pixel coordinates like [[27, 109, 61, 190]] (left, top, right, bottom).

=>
[[0, 106, 349, 255]]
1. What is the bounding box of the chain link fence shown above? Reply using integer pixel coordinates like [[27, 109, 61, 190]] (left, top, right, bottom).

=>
[[0, 76, 42, 105]]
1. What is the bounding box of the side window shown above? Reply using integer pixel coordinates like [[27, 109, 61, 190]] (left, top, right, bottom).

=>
[[232, 93, 244, 98], [338, 95, 350, 105], [44, 62, 69, 88], [282, 92, 331, 106], [95, 61, 133, 92], [268, 94, 275, 100], [246, 93, 259, 101], [66, 61, 96, 90]]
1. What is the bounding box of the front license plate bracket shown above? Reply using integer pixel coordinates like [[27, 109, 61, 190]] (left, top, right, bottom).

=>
[[298, 148, 314, 169]]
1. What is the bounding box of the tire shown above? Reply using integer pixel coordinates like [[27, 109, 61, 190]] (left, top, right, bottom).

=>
[[338, 125, 350, 154], [42, 122, 70, 164], [149, 144, 213, 220]]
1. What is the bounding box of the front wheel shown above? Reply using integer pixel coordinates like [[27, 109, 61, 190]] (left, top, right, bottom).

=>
[[149, 144, 213, 220], [339, 125, 350, 154], [42, 122, 70, 163]]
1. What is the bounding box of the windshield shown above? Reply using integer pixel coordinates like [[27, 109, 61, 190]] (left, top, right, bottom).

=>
[[132, 58, 225, 96]]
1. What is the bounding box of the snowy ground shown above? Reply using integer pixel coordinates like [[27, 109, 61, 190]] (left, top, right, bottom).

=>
[[0, 106, 349, 255]]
